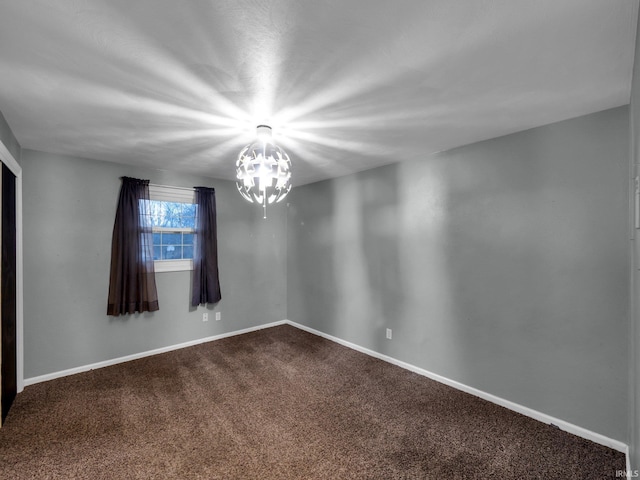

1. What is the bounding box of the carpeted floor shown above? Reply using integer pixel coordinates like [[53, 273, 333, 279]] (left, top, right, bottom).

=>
[[0, 324, 625, 479]]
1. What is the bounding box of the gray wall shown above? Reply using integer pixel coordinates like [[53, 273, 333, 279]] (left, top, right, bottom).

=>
[[629, 4, 640, 470], [287, 107, 629, 442], [0, 109, 21, 163], [22, 149, 287, 379]]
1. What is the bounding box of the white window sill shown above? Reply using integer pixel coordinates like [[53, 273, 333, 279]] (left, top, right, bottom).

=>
[[154, 259, 193, 273]]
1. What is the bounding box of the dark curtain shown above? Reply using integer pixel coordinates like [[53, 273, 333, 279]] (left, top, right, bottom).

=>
[[107, 177, 159, 315], [191, 187, 221, 306]]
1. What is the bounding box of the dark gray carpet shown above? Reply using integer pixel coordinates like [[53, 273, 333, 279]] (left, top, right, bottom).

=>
[[0, 324, 625, 479]]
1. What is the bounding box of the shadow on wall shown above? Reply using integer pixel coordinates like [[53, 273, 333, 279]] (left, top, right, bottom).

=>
[[357, 167, 403, 353], [286, 107, 628, 442], [392, 158, 459, 373], [441, 134, 549, 394], [313, 166, 405, 350], [287, 183, 337, 331], [287, 159, 461, 366], [287, 164, 406, 352], [439, 119, 628, 439]]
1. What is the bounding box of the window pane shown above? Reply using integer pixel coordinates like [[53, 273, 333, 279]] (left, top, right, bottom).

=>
[[148, 199, 197, 230], [182, 216, 195, 229], [163, 201, 182, 228], [149, 196, 196, 264], [182, 204, 195, 228], [166, 201, 178, 227], [162, 232, 181, 245], [162, 245, 182, 260], [149, 201, 162, 227], [182, 203, 196, 228], [182, 203, 196, 217]]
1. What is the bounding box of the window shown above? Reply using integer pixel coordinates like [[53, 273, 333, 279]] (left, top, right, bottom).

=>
[[148, 184, 196, 272], [150, 202, 195, 260]]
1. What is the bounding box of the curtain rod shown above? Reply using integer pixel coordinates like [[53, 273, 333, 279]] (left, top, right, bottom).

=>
[[148, 183, 195, 192]]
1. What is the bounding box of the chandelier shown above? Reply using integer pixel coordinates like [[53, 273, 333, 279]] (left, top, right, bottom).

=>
[[236, 125, 292, 218]]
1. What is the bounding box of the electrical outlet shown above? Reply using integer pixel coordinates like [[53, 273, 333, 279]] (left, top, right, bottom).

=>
[[386, 328, 392, 340], [215, 312, 221, 321], [203, 312, 209, 322]]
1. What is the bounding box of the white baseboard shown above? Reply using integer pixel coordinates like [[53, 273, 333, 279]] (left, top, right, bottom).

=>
[[283, 320, 629, 455], [22, 318, 629, 460], [23, 320, 287, 387]]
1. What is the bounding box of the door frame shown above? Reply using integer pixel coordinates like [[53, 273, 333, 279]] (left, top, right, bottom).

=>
[[0, 141, 23, 393]]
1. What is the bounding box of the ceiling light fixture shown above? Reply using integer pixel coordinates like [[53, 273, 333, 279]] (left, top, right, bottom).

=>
[[236, 125, 292, 218]]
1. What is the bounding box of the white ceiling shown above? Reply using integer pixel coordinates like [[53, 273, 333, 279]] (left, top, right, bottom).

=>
[[0, 0, 637, 186]]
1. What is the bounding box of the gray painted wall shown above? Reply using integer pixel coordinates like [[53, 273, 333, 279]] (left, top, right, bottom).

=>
[[287, 107, 629, 442], [629, 4, 640, 470], [0, 109, 21, 163], [22, 149, 287, 379]]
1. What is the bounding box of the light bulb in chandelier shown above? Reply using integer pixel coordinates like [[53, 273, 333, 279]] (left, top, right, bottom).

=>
[[235, 125, 292, 218]]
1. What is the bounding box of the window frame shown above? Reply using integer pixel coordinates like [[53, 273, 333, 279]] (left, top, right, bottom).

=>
[[148, 184, 196, 273]]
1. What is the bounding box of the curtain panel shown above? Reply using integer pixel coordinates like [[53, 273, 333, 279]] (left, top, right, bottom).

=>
[[107, 177, 159, 315], [191, 187, 221, 306]]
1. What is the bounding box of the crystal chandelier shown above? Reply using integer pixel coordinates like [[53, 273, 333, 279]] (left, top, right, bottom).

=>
[[236, 125, 292, 218]]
